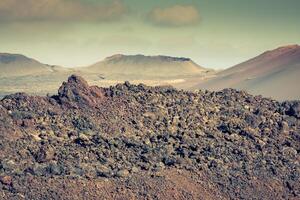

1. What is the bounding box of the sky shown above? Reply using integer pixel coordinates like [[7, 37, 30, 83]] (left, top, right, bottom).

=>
[[0, 0, 299, 69]]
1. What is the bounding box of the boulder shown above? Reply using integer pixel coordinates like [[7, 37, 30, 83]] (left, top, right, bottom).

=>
[[57, 74, 105, 108]]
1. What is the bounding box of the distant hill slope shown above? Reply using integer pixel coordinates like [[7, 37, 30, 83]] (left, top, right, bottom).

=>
[[192, 45, 300, 100], [0, 53, 66, 77], [82, 54, 209, 79]]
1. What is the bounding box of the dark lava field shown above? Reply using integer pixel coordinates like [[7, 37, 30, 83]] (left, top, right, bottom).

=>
[[0, 75, 299, 199]]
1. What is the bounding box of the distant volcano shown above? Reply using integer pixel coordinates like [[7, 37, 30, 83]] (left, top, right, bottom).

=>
[[0, 53, 65, 77], [192, 45, 300, 100], [82, 54, 209, 78]]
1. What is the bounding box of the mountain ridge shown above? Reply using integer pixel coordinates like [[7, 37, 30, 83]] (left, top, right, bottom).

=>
[[192, 44, 300, 100], [1, 45, 300, 100], [103, 54, 193, 62], [0, 53, 67, 77], [83, 54, 208, 78], [220, 44, 300, 76]]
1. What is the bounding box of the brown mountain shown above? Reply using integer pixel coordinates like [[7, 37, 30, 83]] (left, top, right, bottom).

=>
[[192, 45, 300, 100], [82, 54, 209, 79], [0, 53, 66, 77]]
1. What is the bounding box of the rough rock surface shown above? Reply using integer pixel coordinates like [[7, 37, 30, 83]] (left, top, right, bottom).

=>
[[57, 75, 105, 108], [0, 75, 299, 199]]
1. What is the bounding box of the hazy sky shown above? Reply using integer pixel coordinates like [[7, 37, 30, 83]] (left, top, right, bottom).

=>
[[0, 0, 299, 68]]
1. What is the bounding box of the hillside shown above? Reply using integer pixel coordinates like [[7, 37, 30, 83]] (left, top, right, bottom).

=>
[[0, 53, 212, 97], [0, 53, 75, 98], [0, 53, 66, 77], [0, 75, 299, 199], [83, 54, 209, 79], [191, 45, 300, 100]]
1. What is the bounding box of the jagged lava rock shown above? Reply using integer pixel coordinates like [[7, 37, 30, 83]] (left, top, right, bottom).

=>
[[0, 75, 299, 200], [57, 74, 105, 108]]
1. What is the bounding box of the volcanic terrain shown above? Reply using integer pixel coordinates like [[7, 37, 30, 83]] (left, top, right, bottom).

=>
[[0, 75, 299, 199]]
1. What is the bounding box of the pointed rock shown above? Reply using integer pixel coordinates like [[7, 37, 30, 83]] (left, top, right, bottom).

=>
[[58, 74, 105, 108]]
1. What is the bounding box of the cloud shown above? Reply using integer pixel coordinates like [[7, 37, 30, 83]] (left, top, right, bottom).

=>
[[148, 5, 200, 27], [0, 0, 126, 22]]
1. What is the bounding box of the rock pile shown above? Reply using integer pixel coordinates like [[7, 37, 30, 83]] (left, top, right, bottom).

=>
[[0, 75, 299, 199]]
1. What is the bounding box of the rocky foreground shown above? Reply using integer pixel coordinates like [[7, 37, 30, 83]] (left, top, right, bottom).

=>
[[0, 75, 299, 199]]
